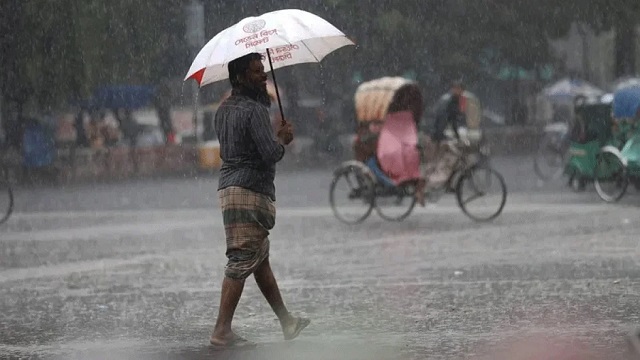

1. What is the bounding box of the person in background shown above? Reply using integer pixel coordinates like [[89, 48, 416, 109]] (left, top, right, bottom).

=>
[[432, 80, 466, 144], [425, 81, 468, 187]]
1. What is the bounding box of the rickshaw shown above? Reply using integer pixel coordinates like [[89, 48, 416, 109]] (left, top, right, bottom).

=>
[[329, 77, 507, 224], [533, 94, 614, 187], [533, 79, 605, 182], [594, 85, 640, 202], [561, 95, 614, 191]]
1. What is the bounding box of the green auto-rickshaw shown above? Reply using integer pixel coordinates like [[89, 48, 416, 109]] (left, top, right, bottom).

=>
[[563, 94, 615, 191], [593, 85, 640, 202]]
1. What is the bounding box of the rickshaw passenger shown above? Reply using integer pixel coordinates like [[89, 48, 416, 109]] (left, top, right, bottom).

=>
[[569, 112, 587, 143], [365, 157, 396, 188], [353, 121, 381, 162], [354, 121, 396, 187], [376, 110, 427, 206], [570, 96, 589, 143], [385, 88, 427, 205]]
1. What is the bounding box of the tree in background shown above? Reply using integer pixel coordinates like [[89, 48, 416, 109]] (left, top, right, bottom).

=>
[[567, 0, 639, 77], [1, 0, 639, 148]]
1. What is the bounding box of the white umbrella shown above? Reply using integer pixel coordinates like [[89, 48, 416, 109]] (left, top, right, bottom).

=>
[[184, 9, 354, 121], [612, 76, 640, 92], [541, 77, 604, 102]]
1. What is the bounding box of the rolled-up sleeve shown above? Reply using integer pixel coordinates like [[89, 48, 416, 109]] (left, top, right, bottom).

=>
[[249, 106, 285, 164]]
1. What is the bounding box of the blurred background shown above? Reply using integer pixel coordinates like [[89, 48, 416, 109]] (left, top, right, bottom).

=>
[[0, 0, 639, 183]]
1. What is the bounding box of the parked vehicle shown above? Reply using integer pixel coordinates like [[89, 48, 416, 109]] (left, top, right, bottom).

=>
[[594, 85, 640, 202]]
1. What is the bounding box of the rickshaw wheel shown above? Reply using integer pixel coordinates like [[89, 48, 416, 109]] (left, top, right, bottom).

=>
[[329, 162, 375, 224], [456, 166, 507, 222], [374, 182, 417, 222], [594, 151, 628, 203]]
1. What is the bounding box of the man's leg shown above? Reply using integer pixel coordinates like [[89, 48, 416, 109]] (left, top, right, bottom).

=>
[[254, 257, 310, 340], [210, 276, 245, 345], [429, 142, 449, 186], [254, 257, 292, 322], [423, 142, 439, 185]]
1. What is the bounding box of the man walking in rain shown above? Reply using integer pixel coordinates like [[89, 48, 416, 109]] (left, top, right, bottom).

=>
[[210, 52, 310, 349]]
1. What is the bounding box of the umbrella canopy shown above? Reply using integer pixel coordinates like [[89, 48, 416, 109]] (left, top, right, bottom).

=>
[[185, 9, 354, 87], [611, 76, 640, 92], [542, 78, 604, 102], [612, 85, 640, 119]]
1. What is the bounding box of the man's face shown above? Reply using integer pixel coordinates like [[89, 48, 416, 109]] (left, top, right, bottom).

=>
[[452, 85, 463, 96], [242, 58, 268, 92]]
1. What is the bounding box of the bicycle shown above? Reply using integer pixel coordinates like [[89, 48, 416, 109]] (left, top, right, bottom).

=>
[[533, 122, 571, 182], [329, 139, 507, 224]]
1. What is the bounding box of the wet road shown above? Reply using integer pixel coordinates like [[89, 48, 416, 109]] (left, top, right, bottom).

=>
[[2, 156, 640, 359]]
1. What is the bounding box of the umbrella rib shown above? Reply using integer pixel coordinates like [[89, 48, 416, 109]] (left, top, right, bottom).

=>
[[300, 39, 321, 63]]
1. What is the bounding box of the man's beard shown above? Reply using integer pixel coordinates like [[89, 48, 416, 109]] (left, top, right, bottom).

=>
[[233, 83, 271, 108]]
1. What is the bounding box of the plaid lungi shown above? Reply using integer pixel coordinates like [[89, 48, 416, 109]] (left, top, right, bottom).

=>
[[218, 186, 275, 280]]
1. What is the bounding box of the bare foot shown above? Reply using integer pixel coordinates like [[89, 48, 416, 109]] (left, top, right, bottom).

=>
[[281, 316, 311, 340], [210, 331, 255, 349]]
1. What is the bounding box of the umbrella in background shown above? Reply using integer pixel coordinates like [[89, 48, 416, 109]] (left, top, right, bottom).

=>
[[542, 78, 604, 102], [612, 85, 640, 119], [611, 76, 640, 92], [184, 8, 354, 123]]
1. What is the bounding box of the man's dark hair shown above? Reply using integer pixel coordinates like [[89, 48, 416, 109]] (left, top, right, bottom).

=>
[[228, 52, 263, 88]]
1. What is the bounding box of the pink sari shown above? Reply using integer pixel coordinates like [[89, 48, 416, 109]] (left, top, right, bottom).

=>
[[376, 110, 422, 185]]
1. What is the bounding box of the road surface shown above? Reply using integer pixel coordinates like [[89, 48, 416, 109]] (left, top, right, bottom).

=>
[[2, 156, 640, 359]]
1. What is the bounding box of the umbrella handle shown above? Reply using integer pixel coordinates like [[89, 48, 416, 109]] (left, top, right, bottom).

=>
[[266, 49, 286, 126]]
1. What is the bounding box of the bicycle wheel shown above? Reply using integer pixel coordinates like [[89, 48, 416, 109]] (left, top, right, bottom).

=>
[[594, 150, 628, 203], [329, 163, 375, 224], [456, 166, 507, 222], [374, 182, 417, 222], [0, 178, 13, 225], [534, 131, 568, 181]]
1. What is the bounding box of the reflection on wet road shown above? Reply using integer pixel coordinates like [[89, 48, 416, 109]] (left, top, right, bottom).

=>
[[2, 158, 640, 359]]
